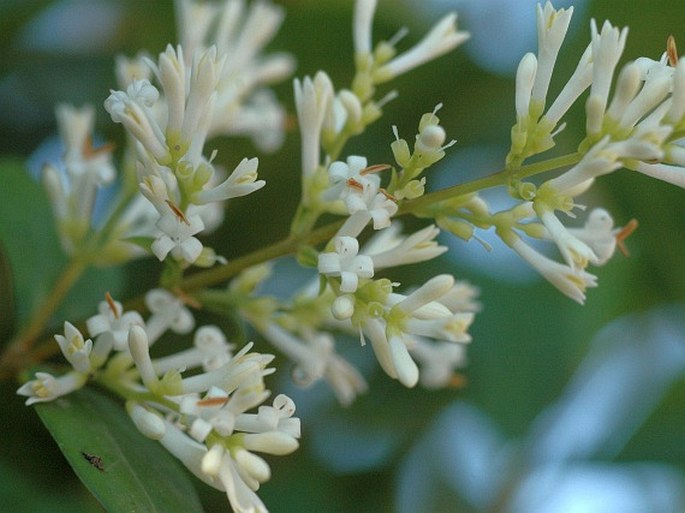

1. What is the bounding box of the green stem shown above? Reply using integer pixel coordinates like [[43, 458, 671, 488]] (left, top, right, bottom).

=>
[[0, 256, 88, 376], [399, 152, 582, 214], [180, 219, 344, 293]]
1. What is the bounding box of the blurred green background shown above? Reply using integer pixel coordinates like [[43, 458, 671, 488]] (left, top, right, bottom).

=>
[[1, 0, 685, 512]]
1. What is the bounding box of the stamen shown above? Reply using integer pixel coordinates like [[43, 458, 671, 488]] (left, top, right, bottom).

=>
[[82, 135, 115, 159], [346, 177, 364, 191], [105, 291, 120, 319], [165, 200, 190, 225], [379, 188, 397, 202], [360, 164, 391, 175], [616, 218, 639, 257], [196, 396, 230, 407], [668, 35, 679, 66]]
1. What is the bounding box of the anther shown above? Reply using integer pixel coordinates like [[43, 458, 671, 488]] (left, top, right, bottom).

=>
[[105, 292, 120, 319], [196, 396, 230, 407], [379, 188, 397, 202], [668, 35, 679, 67], [165, 200, 190, 225], [360, 164, 392, 175], [346, 178, 365, 191], [616, 218, 639, 257]]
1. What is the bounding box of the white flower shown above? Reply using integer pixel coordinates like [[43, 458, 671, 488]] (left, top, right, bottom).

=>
[[179, 342, 274, 395], [392, 274, 455, 315], [144, 288, 195, 343], [318, 236, 374, 293], [510, 236, 597, 304], [260, 324, 367, 405], [530, 2, 574, 111], [235, 394, 301, 438], [514, 52, 538, 125], [193, 157, 264, 204], [153, 325, 235, 374], [56, 103, 116, 185], [128, 326, 160, 391], [345, 181, 398, 230], [544, 137, 621, 192], [536, 206, 598, 270], [294, 72, 333, 179], [585, 20, 629, 137], [216, 450, 269, 513], [353, 0, 377, 56], [631, 161, 685, 189], [17, 371, 88, 405], [127, 401, 166, 440], [667, 59, 685, 123], [567, 208, 619, 265], [86, 294, 145, 352], [373, 13, 469, 83], [406, 312, 474, 344], [323, 155, 375, 203], [151, 211, 205, 263], [54, 322, 93, 373], [543, 43, 593, 127], [409, 339, 467, 389], [369, 224, 447, 269], [105, 79, 170, 164]]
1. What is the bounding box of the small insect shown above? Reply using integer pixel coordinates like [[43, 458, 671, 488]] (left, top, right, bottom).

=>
[[81, 451, 105, 472]]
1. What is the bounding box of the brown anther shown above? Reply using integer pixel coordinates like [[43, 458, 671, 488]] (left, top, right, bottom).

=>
[[346, 177, 365, 191], [105, 292, 120, 320], [667, 35, 679, 67], [379, 188, 397, 202], [616, 218, 639, 257], [82, 135, 115, 160], [196, 396, 230, 407], [173, 288, 203, 309], [165, 200, 190, 225], [360, 164, 392, 175], [448, 373, 468, 389]]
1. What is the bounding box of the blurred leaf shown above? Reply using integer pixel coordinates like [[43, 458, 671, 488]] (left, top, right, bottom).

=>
[[35, 387, 203, 513], [0, 158, 125, 328], [0, 158, 66, 324], [0, 241, 16, 343]]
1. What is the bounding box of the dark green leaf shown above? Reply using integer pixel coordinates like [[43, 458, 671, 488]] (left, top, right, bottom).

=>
[[34, 387, 203, 513]]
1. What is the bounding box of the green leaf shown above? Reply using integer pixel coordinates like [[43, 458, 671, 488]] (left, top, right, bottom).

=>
[[0, 159, 66, 324], [34, 387, 203, 513]]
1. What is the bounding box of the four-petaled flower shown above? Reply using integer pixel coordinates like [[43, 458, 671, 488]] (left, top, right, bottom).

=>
[[318, 236, 374, 293], [152, 211, 205, 263]]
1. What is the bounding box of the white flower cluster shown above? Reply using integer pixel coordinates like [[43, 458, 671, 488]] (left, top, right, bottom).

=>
[[41, 0, 291, 268], [18, 290, 298, 513], [20, 0, 685, 510]]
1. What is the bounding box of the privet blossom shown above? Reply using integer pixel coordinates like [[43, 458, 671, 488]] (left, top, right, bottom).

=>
[[14, 0, 685, 511]]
